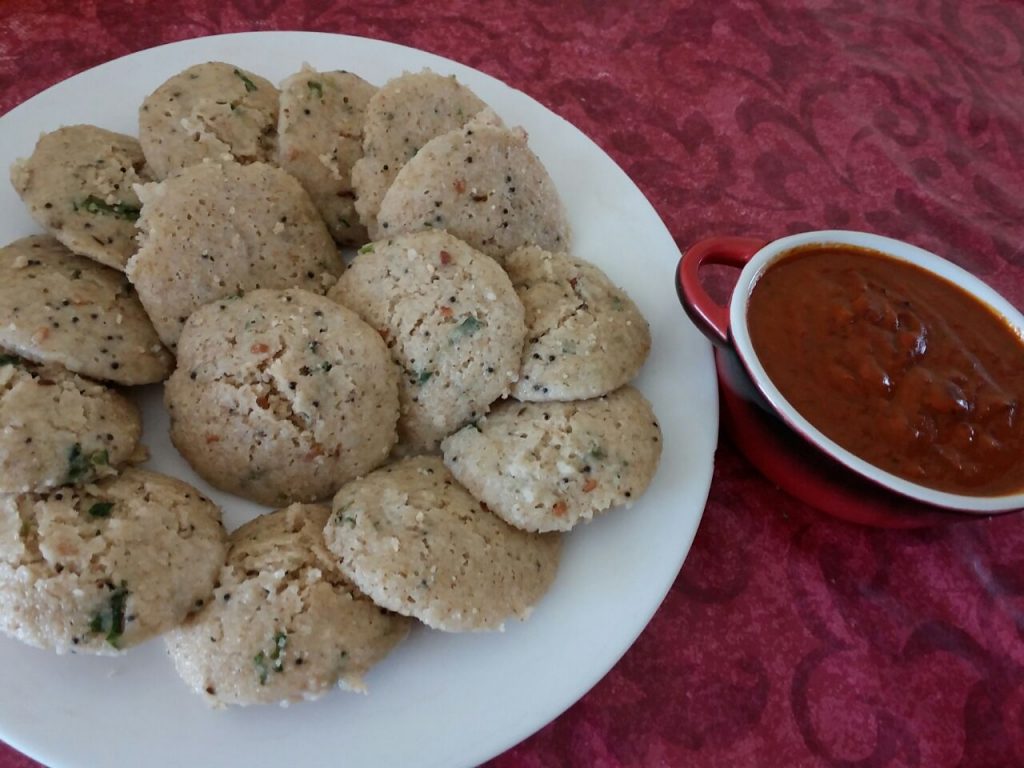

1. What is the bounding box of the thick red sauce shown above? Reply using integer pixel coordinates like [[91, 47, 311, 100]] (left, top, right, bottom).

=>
[[747, 244, 1024, 497]]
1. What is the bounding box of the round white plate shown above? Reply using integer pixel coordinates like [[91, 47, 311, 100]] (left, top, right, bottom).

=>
[[0, 31, 717, 768]]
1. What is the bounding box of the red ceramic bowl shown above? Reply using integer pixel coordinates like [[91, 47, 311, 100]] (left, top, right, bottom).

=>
[[676, 229, 1024, 516]]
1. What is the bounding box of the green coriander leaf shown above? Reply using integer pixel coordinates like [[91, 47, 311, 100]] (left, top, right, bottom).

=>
[[307, 80, 323, 98], [234, 68, 258, 92], [88, 501, 114, 518], [449, 315, 484, 344], [78, 195, 140, 221]]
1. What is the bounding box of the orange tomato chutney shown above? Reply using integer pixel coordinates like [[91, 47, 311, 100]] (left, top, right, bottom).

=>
[[747, 243, 1024, 497]]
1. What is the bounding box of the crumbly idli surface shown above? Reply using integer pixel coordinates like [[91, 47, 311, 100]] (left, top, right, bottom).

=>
[[166, 503, 411, 707], [328, 231, 524, 453], [506, 246, 651, 401], [441, 386, 662, 532], [351, 70, 489, 234], [324, 456, 561, 631], [138, 62, 279, 180], [9, 125, 151, 271], [0, 468, 226, 655], [0, 235, 173, 385], [0, 355, 141, 494], [128, 161, 341, 349], [376, 123, 570, 263], [166, 289, 399, 506], [278, 67, 377, 245]]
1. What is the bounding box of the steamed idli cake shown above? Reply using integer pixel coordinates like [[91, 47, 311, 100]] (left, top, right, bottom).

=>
[[166, 503, 411, 707], [324, 456, 561, 631], [138, 62, 279, 180], [9, 125, 151, 271], [0, 468, 226, 655], [506, 246, 651, 401], [277, 66, 376, 245], [328, 231, 525, 453], [0, 235, 173, 385], [166, 289, 399, 506], [441, 386, 662, 533], [128, 161, 342, 349], [0, 354, 141, 494], [375, 122, 570, 264], [351, 70, 490, 234]]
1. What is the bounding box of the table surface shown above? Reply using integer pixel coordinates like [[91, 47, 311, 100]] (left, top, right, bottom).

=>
[[2, 1, 1024, 766]]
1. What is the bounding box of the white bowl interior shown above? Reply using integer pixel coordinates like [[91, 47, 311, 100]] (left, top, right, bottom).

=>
[[728, 229, 1024, 513]]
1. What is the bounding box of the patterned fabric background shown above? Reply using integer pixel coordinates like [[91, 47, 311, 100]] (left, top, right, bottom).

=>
[[1, 1, 1023, 766]]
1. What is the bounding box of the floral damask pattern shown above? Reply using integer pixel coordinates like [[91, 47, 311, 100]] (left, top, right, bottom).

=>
[[1, 1, 1023, 766]]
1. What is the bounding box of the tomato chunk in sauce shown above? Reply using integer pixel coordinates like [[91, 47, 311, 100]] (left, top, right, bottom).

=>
[[747, 243, 1024, 497]]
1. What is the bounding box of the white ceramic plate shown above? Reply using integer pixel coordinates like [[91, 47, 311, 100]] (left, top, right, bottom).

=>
[[0, 31, 717, 768]]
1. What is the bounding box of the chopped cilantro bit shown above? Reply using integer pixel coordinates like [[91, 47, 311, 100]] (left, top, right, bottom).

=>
[[358, 243, 375, 254], [320, 361, 333, 373], [234, 68, 258, 92], [77, 195, 140, 221], [449, 315, 484, 344], [611, 296, 625, 311], [417, 370, 433, 385], [67, 444, 109, 483], [254, 651, 270, 685], [589, 444, 606, 460], [307, 80, 323, 98], [89, 582, 129, 648], [271, 631, 287, 671], [0, 353, 21, 366], [87, 501, 114, 518]]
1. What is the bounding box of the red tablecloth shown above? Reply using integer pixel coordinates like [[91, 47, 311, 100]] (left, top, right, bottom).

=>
[[3, 1, 1023, 766]]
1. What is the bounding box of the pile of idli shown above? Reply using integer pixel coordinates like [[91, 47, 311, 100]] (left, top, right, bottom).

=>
[[0, 59, 661, 709]]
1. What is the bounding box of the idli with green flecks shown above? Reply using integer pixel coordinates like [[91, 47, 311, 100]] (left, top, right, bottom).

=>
[[166, 503, 411, 707], [9, 124, 152, 271], [0, 235, 173, 385], [127, 161, 342, 349], [505, 246, 650, 401], [324, 456, 561, 632], [375, 121, 570, 264], [327, 230, 525, 454], [351, 69, 492, 235], [0, 354, 142, 494], [441, 386, 662, 533], [138, 61, 279, 180], [0, 468, 226, 655], [277, 66, 376, 245], [165, 289, 399, 507]]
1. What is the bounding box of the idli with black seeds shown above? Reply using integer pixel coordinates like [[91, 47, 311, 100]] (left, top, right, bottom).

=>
[[10, 125, 151, 271], [166, 503, 411, 707], [505, 246, 650, 401], [375, 122, 570, 264], [138, 61, 279, 180], [127, 161, 342, 349], [328, 231, 524, 454], [165, 289, 399, 506], [277, 66, 376, 245], [0, 468, 226, 654], [0, 354, 142, 494], [0, 235, 173, 385], [441, 386, 662, 532]]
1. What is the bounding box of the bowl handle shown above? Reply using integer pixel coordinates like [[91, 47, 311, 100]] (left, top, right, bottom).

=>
[[676, 236, 767, 346]]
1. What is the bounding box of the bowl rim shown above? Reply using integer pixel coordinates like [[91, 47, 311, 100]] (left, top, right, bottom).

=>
[[728, 228, 1024, 514]]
